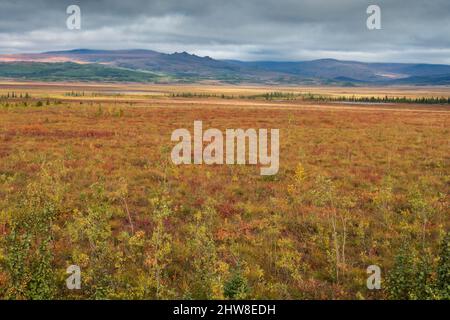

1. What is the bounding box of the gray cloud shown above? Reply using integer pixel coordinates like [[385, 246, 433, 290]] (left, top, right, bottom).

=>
[[0, 0, 449, 63]]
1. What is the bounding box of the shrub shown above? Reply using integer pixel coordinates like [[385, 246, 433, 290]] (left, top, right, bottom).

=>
[[224, 267, 249, 299]]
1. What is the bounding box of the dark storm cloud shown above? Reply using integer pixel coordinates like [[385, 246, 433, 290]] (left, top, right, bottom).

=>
[[0, 0, 449, 63]]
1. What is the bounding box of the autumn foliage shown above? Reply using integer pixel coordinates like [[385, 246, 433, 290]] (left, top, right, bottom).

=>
[[0, 83, 449, 299]]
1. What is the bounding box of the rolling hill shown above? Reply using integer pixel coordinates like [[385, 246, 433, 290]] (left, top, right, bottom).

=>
[[0, 61, 163, 82], [1, 49, 450, 85]]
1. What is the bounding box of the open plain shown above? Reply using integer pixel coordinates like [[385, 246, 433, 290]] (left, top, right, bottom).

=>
[[0, 81, 449, 299]]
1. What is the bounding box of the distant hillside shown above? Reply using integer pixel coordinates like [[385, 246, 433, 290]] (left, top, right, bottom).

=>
[[227, 59, 450, 82], [391, 74, 450, 85], [1, 49, 450, 85], [0, 61, 162, 82]]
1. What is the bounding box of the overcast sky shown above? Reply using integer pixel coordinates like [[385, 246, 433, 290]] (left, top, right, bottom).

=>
[[0, 0, 449, 63]]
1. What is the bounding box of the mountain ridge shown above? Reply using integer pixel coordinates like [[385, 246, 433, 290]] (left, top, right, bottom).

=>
[[1, 49, 450, 85]]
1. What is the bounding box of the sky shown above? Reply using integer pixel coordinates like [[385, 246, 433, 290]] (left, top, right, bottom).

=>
[[0, 0, 449, 64]]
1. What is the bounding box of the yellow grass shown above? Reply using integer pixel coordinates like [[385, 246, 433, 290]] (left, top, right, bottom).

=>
[[0, 82, 449, 300]]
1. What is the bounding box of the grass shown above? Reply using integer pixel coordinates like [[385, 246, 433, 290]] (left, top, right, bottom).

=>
[[0, 82, 449, 299]]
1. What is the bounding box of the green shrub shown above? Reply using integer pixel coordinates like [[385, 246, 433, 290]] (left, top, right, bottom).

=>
[[224, 267, 249, 299]]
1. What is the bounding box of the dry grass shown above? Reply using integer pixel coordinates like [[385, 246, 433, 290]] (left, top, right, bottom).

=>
[[0, 82, 449, 299]]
